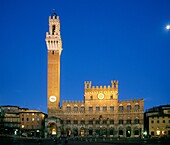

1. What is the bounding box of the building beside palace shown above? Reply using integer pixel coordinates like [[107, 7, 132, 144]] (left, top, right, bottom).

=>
[[45, 11, 144, 138], [20, 109, 46, 137], [0, 105, 47, 137], [144, 105, 170, 137], [0, 106, 20, 135]]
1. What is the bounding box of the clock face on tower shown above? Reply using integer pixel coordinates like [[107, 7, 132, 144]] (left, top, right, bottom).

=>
[[98, 93, 105, 100], [49, 96, 56, 102]]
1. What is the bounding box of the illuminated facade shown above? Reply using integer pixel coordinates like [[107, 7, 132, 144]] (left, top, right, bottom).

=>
[[145, 105, 170, 137], [20, 109, 46, 137], [46, 11, 62, 117], [45, 12, 144, 138], [0, 106, 20, 135], [0, 106, 47, 137]]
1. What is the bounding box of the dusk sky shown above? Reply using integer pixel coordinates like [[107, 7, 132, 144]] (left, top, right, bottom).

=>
[[0, 0, 170, 113]]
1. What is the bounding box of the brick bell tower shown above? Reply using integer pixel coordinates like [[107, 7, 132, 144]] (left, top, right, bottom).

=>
[[45, 11, 62, 117]]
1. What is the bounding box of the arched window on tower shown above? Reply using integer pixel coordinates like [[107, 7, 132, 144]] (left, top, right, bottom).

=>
[[52, 25, 56, 35]]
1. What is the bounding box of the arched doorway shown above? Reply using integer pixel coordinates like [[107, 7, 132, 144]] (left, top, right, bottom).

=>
[[109, 128, 114, 136], [95, 128, 100, 136], [47, 122, 57, 136], [134, 127, 140, 137], [119, 128, 124, 136], [80, 128, 85, 136], [126, 127, 131, 137], [89, 128, 93, 135], [103, 128, 107, 136], [99, 128, 103, 136], [66, 128, 71, 137], [73, 128, 78, 136]]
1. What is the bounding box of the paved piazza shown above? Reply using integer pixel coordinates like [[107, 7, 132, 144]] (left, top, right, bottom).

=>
[[0, 135, 169, 145]]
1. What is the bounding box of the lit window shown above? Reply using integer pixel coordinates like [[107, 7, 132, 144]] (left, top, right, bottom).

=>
[[162, 131, 165, 135], [32, 118, 34, 121], [156, 130, 160, 136], [21, 125, 24, 128]]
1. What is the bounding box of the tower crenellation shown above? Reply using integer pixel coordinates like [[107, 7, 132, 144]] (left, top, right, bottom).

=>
[[46, 13, 62, 55], [84, 81, 92, 89]]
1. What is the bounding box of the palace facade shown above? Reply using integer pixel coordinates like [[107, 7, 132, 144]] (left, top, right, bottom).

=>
[[45, 11, 144, 138]]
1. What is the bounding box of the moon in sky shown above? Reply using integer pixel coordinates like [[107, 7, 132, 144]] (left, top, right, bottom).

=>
[[166, 25, 170, 30]]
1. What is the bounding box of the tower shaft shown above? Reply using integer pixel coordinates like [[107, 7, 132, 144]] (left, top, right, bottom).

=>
[[46, 14, 62, 116]]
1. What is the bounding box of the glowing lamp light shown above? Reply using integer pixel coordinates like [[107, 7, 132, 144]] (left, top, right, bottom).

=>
[[52, 128, 56, 135], [156, 130, 160, 135], [143, 131, 147, 135]]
